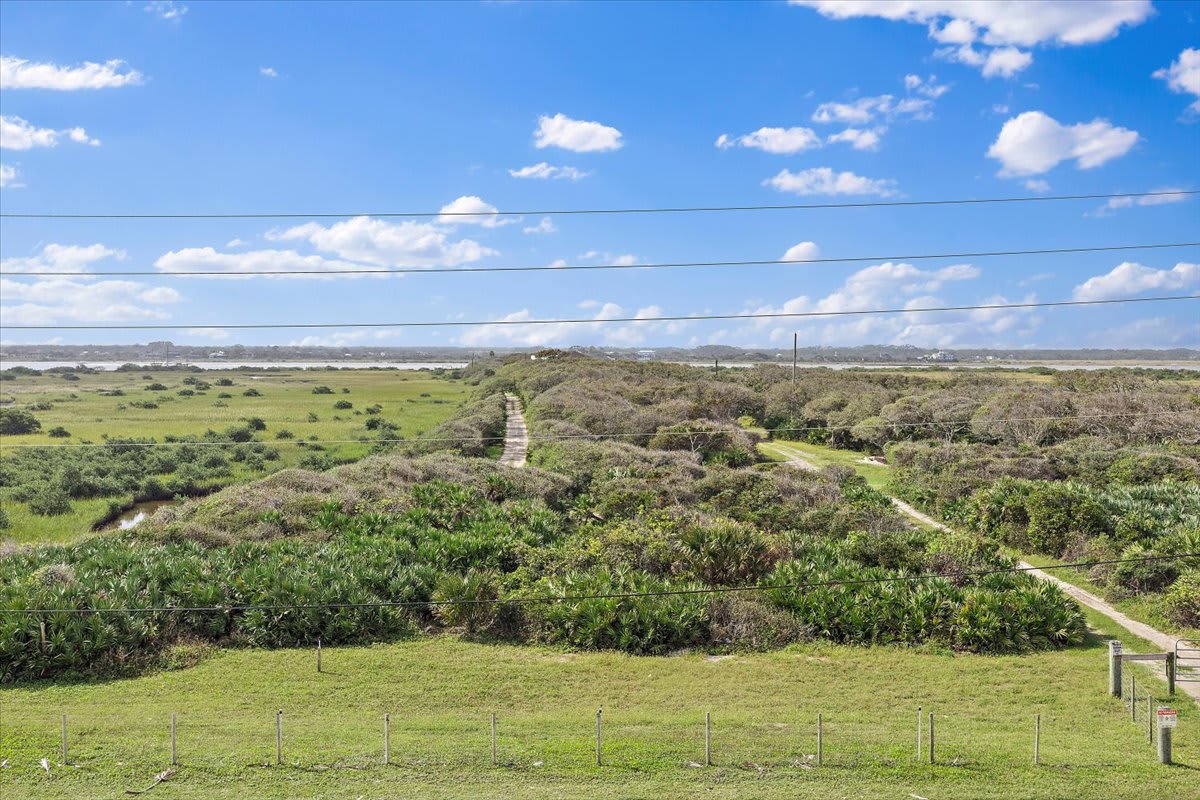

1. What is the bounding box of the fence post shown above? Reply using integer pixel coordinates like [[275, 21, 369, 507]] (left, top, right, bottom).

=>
[[171, 713, 177, 766], [61, 714, 68, 765], [595, 709, 602, 767], [384, 713, 390, 766], [1108, 640, 1123, 697], [928, 712, 935, 765], [816, 713, 823, 766], [1156, 708, 1173, 765], [705, 712, 712, 766], [316, 638, 322, 673], [916, 705, 922, 761], [1148, 695, 1154, 743], [276, 710, 283, 766], [491, 713, 497, 767], [1131, 675, 1137, 721], [1034, 714, 1040, 766], [1167, 653, 1176, 696]]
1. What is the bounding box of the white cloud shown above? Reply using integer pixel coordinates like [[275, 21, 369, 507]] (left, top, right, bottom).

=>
[[986, 111, 1138, 176], [792, 1, 1151, 76], [266, 216, 496, 267], [144, 1, 187, 21], [1095, 187, 1191, 216], [534, 113, 623, 152], [812, 94, 929, 124], [827, 127, 882, 150], [508, 162, 591, 180], [1093, 316, 1200, 348], [523, 217, 557, 235], [0, 57, 143, 90], [260, 66, 279, 78], [0, 115, 100, 150], [903, 73, 949, 98], [1073, 262, 1200, 301], [0, 163, 18, 188], [764, 167, 897, 197], [154, 247, 373, 279], [1024, 178, 1051, 193], [457, 301, 688, 347], [437, 195, 514, 228], [714, 126, 822, 154], [0, 243, 125, 274], [782, 241, 820, 262], [0, 277, 181, 324], [225, 238, 248, 248], [1154, 48, 1200, 112]]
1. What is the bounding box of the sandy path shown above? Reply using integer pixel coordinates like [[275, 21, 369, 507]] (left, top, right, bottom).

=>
[[498, 393, 528, 468]]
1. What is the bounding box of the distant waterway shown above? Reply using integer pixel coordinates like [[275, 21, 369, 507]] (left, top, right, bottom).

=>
[[677, 361, 1200, 371], [103, 499, 176, 531], [1, 361, 470, 372]]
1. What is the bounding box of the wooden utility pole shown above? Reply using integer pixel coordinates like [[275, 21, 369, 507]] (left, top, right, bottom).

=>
[[792, 333, 798, 384]]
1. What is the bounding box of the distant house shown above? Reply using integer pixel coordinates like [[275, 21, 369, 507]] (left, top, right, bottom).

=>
[[208, 351, 226, 359], [636, 349, 656, 361], [918, 351, 958, 363]]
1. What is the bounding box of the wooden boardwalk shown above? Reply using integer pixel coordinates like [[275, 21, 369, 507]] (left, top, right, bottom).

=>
[[498, 393, 528, 468]]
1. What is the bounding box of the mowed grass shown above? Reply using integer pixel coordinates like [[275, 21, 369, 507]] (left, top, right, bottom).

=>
[[0, 369, 470, 542], [0, 609, 1194, 800], [759, 439, 891, 491]]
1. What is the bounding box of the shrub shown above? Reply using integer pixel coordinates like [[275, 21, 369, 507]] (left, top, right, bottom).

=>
[[708, 596, 809, 651], [243, 388, 262, 397], [47, 427, 71, 438], [312, 386, 334, 395], [245, 417, 267, 431], [334, 400, 353, 410], [679, 518, 775, 585], [275, 429, 295, 440], [432, 571, 500, 634], [1165, 571, 1200, 628], [0, 408, 41, 435], [28, 484, 72, 516], [145, 383, 168, 391], [216, 378, 235, 386]]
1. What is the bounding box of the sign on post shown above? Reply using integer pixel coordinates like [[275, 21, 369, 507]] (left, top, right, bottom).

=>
[[1157, 708, 1177, 729]]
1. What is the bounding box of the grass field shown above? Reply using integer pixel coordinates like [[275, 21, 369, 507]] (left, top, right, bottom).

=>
[[0, 608, 1193, 799], [758, 438, 891, 490], [0, 368, 470, 542]]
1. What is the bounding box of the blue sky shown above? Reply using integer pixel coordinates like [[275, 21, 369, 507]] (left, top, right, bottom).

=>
[[1, 0, 1197, 350]]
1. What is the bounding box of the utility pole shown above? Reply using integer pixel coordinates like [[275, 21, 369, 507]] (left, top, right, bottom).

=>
[[792, 333, 798, 385]]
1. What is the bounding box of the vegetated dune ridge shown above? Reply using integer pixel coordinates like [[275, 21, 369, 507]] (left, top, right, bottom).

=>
[[3, 354, 1198, 683]]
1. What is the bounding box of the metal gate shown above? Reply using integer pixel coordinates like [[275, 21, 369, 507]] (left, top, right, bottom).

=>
[[1177, 639, 1200, 683]]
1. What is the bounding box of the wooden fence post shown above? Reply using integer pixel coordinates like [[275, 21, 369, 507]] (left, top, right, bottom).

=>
[[595, 709, 602, 767], [384, 713, 390, 766], [1034, 714, 1040, 766], [928, 712, 935, 765], [1131, 674, 1137, 721], [816, 713, 823, 766], [491, 713, 497, 767], [916, 705, 922, 761], [1148, 695, 1154, 743], [276, 710, 283, 766], [316, 638, 322, 673], [61, 714, 68, 765], [705, 712, 712, 766], [1109, 640, 1123, 697], [171, 713, 177, 766], [1167, 653, 1176, 696]]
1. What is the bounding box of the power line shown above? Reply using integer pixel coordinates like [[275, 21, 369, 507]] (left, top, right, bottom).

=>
[[2, 294, 1195, 331], [3, 553, 1194, 615], [4, 241, 1196, 278], [0, 409, 1187, 450], [0, 189, 1193, 220]]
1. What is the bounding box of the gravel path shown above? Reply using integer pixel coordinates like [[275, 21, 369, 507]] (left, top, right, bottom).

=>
[[498, 393, 528, 468]]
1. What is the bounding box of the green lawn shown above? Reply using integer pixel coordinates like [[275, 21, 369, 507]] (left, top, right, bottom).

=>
[[1, 368, 470, 543], [0, 609, 1193, 799], [758, 439, 891, 490]]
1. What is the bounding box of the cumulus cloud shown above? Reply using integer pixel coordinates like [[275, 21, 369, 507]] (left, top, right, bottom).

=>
[[0, 57, 143, 90], [714, 126, 822, 154], [1024, 179, 1050, 193], [812, 94, 930, 125], [764, 167, 896, 196], [523, 217, 557, 235], [267, 215, 497, 267], [457, 301, 688, 347], [782, 241, 820, 262], [0, 163, 18, 188], [144, 1, 187, 21], [827, 127, 882, 151], [0, 277, 180, 324], [508, 162, 591, 180], [0, 243, 125, 274], [903, 74, 949, 98], [1094, 187, 1191, 216], [1073, 262, 1200, 301], [986, 111, 1138, 176], [791, 0, 1151, 77], [437, 195, 514, 228], [155, 247, 377, 279], [1154, 48, 1200, 112], [534, 113, 623, 152], [0, 115, 100, 150]]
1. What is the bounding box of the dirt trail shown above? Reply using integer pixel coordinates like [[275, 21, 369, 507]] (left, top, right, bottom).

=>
[[498, 393, 528, 468], [770, 443, 1197, 700]]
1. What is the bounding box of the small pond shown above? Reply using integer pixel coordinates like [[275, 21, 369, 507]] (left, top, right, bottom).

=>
[[104, 499, 176, 530]]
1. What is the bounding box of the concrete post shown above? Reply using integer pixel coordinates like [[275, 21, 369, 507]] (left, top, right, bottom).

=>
[[1109, 640, 1123, 697]]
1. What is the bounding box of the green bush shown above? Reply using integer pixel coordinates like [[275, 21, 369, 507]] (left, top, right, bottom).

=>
[[0, 408, 40, 435], [1165, 571, 1200, 628]]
